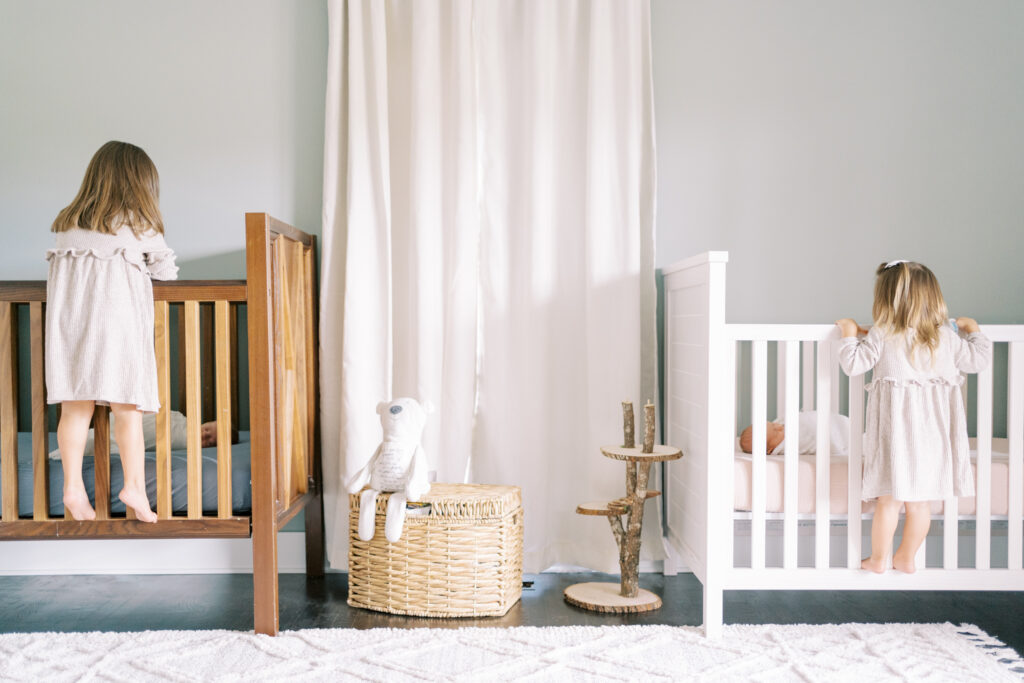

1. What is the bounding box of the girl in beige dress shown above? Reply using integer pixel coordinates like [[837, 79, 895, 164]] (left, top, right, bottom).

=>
[[45, 141, 178, 522], [837, 260, 991, 574]]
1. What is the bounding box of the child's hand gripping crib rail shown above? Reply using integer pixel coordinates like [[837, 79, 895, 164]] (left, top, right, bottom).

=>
[[0, 213, 324, 637], [661, 251, 1024, 638]]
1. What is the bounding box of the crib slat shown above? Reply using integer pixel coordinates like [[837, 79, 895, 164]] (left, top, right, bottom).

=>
[[289, 240, 309, 497], [976, 365, 993, 570], [93, 406, 111, 520], [154, 301, 172, 519], [802, 342, 814, 412], [30, 303, 49, 520], [783, 341, 800, 569], [185, 301, 202, 518], [0, 303, 18, 522], [815, 341, 831, 569], [751, 341, 767, 571], [273, 237, 291, 507], [847, 372, 864, 569], [1008, 342, 1023, 570], [303, 245, 317, 486], [215, 301, 233, 519]]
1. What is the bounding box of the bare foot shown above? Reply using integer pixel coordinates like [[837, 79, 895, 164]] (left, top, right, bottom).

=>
[[893, 553, 917, 574], [63, 488, 96, 521], [118, 488, 158, 523], [861, 556, 888, 574]]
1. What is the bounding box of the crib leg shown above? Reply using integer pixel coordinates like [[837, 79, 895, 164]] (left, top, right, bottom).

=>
[[703, 583, 724, 639], [253, 512, 280, 636], [304, 487, 326, 577]]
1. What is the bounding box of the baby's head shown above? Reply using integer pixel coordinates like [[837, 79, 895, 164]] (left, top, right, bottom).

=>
[[200, 421, 240, 448], [53, 140, 163, 237], [739, 421, 785, 454], [873, 260, 948, 357]]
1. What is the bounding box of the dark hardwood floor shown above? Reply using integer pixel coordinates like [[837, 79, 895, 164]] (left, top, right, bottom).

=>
[[0, 572, 1021, 656]]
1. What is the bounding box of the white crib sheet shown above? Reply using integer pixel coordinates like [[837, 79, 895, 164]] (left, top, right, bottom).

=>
[[733, 437, 1018, 515]]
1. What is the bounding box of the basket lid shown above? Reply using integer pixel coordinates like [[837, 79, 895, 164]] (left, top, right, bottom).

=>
[[350, 482, 521, 518]]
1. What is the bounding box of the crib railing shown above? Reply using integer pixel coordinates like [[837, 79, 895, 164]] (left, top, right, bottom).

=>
[[0, 281, 248, 536], [727, 323, 1024, 576]]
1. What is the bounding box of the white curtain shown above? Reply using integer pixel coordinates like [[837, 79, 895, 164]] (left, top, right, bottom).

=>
[[321, 0, 658, 573]]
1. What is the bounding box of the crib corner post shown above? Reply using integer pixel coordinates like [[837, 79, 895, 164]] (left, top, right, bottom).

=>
[[702, 582, 724, 639]]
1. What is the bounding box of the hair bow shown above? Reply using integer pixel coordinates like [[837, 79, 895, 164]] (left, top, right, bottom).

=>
[[885, 259, 909, 269]]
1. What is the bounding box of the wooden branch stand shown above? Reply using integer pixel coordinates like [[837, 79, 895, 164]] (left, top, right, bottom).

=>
[[564, 401, 682, 613]]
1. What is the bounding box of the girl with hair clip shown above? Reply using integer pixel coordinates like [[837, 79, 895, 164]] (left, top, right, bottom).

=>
[[46, 141, 178, 523], [836, 260, 991, 573]]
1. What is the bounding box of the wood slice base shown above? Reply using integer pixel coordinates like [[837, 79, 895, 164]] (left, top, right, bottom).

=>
[[563, 582, 662, 613]]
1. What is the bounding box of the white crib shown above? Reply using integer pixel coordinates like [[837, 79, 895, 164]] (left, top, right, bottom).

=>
[[662, 251, 1024, 637]]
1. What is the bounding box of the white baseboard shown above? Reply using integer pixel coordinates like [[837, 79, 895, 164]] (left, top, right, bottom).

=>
[[0, 531, 308, 575]]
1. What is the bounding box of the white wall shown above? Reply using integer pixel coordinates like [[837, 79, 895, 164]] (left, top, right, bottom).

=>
[[652, 1, 1024, 324], [0, 0, 327, 279]]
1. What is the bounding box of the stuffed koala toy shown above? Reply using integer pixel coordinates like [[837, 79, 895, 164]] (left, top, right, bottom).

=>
[[346, 398, 433, 542]]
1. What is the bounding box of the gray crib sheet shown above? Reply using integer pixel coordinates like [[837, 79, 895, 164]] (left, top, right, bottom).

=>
[[2, 431, 252, 518]]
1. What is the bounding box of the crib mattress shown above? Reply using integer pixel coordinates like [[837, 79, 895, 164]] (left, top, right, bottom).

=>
[[733, 437, 1019, 516], [1, 431, 252, 518]]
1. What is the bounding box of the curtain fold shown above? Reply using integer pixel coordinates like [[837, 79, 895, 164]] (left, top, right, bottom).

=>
[[321, 0, 657, 573]]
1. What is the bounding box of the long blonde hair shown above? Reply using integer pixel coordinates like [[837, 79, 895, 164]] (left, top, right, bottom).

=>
[[52, 141, 163, 236], [872, 261, 948, 364]]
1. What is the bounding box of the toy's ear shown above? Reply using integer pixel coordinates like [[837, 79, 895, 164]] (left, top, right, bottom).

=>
[[421, 400, 436, 415], [376, 401, 389, 415]]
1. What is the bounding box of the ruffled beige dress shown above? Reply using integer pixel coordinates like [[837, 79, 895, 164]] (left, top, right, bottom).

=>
[[838, 325, 992, 501], [45, 226, 178, 414]]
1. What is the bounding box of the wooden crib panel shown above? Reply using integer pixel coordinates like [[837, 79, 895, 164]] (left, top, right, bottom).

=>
[[30, 302, 50, 520], [215, 301, 233, 519], [285, 237, 309, 501], [0, 302, 18, 522], [154, 301, 173, 519]]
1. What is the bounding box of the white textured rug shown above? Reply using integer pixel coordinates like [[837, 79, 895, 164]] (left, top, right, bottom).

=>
[[0, 623, 1020, 682]]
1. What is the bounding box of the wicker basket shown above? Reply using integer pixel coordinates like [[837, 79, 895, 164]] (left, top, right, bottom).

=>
[[347, 483, 523, 617]]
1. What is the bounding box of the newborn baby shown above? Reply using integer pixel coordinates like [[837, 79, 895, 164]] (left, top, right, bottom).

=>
[[49, 410, 238, 459], [739, 411, 851, 455]]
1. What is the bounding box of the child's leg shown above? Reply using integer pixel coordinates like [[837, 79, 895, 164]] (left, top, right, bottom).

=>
[[863, 495, 901, 573], [110, 403, 157, 523], [894, 501, 931, 574], [58, 400, 97, 521]]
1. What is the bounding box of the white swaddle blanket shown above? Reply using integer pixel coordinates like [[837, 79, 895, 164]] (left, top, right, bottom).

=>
[[770, 411, 851, 455], [48, 410, 189, 460]]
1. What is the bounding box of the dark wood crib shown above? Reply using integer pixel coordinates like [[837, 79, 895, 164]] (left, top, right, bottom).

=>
[[0, 213, 323, 636]]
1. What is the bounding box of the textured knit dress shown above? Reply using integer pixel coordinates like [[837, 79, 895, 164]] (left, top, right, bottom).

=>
[[45, 225, 178, 414], [838, 325, 992, 501]]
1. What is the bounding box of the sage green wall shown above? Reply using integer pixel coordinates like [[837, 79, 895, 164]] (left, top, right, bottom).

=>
[[652, 0, 1024, 325], [0, 0, 327, 281], [1, 0, 327, 438], [652, 1, 1024, 437]]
